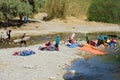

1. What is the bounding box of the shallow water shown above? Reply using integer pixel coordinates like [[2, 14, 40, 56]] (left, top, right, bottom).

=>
[[64, 55, 120, 80]]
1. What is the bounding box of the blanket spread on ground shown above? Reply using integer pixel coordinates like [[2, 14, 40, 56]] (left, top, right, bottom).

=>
[[13, 50, 35, 56], [79, 44, 106, 55]]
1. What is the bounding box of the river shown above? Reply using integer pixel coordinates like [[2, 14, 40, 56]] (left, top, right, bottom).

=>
[[64, 54, 120, 80]]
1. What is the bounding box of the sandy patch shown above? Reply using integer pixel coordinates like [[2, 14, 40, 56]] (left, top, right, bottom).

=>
[[0, 14, 120, 37], [0, 43, 84, 80]]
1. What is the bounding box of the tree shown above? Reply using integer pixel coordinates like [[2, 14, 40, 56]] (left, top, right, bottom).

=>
[[0, 0, 17, 21], [18, 1, 32, 22], [28, 0, 46, 13], [0, 0, 32, 22], [87, 0, 120, 24]]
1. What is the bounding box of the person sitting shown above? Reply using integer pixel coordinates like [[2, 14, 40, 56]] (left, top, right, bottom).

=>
[[45, 41, 54, 51], [39, 41, 54, 51], [109, 38, 116, 48], [97, 33, 107, 46], [68, 33, 75, 44]]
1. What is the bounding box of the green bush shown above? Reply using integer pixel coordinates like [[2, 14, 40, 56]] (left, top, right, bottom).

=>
[[88, 0, 120, 24]]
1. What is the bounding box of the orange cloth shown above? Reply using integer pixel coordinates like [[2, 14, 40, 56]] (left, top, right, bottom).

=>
[[79, 44, 106, 55]]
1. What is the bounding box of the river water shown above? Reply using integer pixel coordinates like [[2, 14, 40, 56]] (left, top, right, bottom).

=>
[[64, 54, 120, 80]]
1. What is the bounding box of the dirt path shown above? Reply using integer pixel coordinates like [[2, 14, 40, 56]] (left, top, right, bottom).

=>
[[0, 13, 120, 36]]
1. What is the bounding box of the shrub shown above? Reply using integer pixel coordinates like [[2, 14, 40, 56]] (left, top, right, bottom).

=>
[[88, 0, 120, 24]]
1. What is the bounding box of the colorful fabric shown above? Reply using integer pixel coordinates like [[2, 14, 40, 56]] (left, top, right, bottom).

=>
[[68, 43, 79, 48], [13, 50, 35, 56], [79, 44, 106, 55], [90, 41, 96, 46]]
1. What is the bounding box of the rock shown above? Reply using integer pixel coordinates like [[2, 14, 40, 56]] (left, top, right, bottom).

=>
[[68, 70, 76, 74], [49, 76, 56, 80]]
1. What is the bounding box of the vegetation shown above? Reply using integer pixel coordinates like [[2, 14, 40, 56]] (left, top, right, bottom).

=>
[[0, 0, 46, 23], [88, 0, 120, 24], [0, 0, 120, 27], [45, 0, 92, 19]]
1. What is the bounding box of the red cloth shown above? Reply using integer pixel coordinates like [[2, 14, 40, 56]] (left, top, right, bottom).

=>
[[45, 41, 51, 47]]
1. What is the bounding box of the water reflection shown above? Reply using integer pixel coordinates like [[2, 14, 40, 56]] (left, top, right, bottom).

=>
[[64, 55, 120, 80]]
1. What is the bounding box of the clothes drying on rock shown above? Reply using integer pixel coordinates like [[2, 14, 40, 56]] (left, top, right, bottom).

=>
[[38, 46, 55, 51], [13, 50, 35, 56], [67, 43, 79, 48], [79, 44, 106, 55]]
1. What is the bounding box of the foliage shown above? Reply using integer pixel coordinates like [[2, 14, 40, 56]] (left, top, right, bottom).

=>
[[45, 0, 66, 19], [0, 0, 45, 22], [87, 0, 120, 24], [18, 1, 32, 19], [45, 0, 92, 19], [28, 0, 46, 13], [0, 0, 19, 21]]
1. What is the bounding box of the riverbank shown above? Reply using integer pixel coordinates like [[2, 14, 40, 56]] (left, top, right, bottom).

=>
[[0, 43, 86, 80], [0, 15, 120, 80]]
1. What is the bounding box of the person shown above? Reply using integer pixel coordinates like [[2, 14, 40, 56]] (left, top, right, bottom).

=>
[[0, 32, 4, 41], [6, 29, 12, 40], [24, 16, 29, 23], [20, 33, 27, 47], [109, 38, 116, 48], [45, 41, 53, 51], [85, 35, 90, 44], [55, 35, 60, 51], [69, 33, 75, 44], [97, 33, 104, 46], [0, 31, 7, 41]]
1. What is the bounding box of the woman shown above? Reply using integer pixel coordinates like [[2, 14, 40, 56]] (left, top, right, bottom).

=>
[[55, 35, 60, 51]]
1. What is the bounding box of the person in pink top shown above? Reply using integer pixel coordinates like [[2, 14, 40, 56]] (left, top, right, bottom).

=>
[[69, 33, 75, 44], [109, 38, 116, 48]]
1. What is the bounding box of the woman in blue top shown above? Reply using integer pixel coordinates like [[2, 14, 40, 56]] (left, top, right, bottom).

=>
[[97, 33, 102, 46], [55, 35, 60, 51]]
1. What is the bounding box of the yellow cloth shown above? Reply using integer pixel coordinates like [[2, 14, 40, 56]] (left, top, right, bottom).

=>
[[107, 39, 110, 43]]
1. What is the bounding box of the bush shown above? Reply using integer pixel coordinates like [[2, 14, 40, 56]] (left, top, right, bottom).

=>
[[87, 0, 120, 24]]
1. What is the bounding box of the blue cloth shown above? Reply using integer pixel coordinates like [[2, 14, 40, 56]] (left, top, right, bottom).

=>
[[68, 43, 79, 48], [110, 42, 115, 46], [99, 35, 108, 40], [20, 50, 35, 56]]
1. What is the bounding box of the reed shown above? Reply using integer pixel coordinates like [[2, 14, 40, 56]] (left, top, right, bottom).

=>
[[45, 0, 92, 19]]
